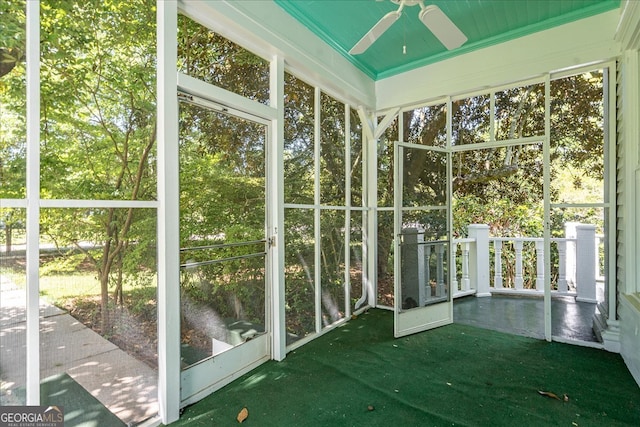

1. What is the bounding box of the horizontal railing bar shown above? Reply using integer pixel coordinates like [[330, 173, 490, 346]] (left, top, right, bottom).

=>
[[453, 238, 475, 244], [180, 240, 266, 252], [489, 237, 542, 242], [180, 252, 266, 268], [399, 239, 448, 246], [400, 205, 447, 211]]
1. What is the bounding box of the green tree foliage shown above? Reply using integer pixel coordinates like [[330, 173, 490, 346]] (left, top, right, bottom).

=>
[[177, 15, 272, 339], [177, 14, 269, 104], [0, 1, 27, 247], [0, 1, 25, 79], [1, 0, 158, 333]]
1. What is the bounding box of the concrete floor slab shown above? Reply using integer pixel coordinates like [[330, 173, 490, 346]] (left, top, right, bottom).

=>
[[453, 294, 599, 342]]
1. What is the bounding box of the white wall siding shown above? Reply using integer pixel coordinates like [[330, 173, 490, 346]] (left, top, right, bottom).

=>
[[620, 295, 640, 386], [616, 0, 640, 388], [616, 58, 625, 316]]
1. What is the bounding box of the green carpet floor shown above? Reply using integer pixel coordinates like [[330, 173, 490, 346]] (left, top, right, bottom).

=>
[[170, 309, 640, 426]]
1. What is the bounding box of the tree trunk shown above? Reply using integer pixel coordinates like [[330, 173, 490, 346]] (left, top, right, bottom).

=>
[[100, 271, 111, 335], [5, 225, 12, 254]]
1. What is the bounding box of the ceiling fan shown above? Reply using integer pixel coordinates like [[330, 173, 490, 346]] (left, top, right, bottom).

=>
[[349, 0, 468, 55]]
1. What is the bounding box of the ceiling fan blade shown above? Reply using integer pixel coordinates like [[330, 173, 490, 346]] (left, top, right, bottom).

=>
[[349, 10, 401, 55], [419, 5, 467, 50]]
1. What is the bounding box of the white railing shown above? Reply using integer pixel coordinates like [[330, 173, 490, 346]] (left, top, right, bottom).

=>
[[451, 238, 474, 297], [450, 223, 600, 303]]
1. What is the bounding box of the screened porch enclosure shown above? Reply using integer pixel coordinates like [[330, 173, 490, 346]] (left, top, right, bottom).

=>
[[0, 0, 634, 425]]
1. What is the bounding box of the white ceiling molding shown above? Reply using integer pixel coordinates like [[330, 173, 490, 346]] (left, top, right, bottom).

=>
[[375, 9, 621, 111]]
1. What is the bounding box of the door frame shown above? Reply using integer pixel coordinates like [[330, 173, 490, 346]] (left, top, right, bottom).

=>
[[176, 74, 277, 406], [393, 141, 454, 337]]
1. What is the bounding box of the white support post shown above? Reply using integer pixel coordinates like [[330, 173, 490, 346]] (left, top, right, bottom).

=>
[[468, 224, 491, 297], [514, 240, 524, 290], [25, 0, 40, 406], [357, 107, 377, 309], [157, 1, 181, 423], [535, 240, 544, 291], [461, 242, 471, 292], [270, 55, 286, 361], [344, 105, 351, 320], [314, 87, 322, 333], [556, 240, 568, 293], [493, 240, 503, 288], [576, 224, 598, 303]]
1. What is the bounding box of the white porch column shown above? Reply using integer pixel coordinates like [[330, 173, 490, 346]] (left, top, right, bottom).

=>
[[576, 224, 598, 303], [468, 224, 491, 297]]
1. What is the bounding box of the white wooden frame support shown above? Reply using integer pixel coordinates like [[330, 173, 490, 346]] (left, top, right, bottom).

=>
[[25, 0, 41, 405], [314, 87, 322, 333], [270, 55, 286, 361], [358, 107, 377, 308], [157, 1, 181, 423], [543, 74, 552, 342]]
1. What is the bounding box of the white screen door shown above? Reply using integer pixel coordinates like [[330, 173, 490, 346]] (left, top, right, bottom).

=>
[[394, 141, 453, 337], [178, 95, 271, 404]]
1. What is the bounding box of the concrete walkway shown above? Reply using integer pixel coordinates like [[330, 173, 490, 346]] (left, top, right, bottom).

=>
[[0, 276, 158, 425]]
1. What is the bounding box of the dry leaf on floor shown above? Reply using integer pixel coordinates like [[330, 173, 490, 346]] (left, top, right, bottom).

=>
[[537, 390, 561, 401], [237, 407, 248, 423]]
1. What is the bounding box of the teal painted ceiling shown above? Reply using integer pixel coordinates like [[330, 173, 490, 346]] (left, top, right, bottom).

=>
[[274, 0, 620, 80]]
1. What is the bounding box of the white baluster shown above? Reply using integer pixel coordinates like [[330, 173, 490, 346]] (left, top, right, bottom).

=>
[[556, 240, 568, 293], [462, 242, 471, 292], [494, 240, 503, 289], [424, 244, 432, 302], [514, 240, 524, 290], [436, 243, 445, 297], [535, 239, 544, 291], [452, 242, 459, 294]]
